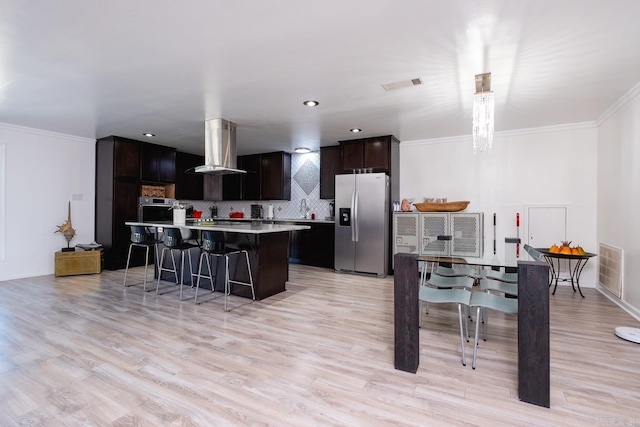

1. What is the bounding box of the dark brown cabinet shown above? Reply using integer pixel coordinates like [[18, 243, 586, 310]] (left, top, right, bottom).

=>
[[175, 152, 204, 200], [222, 156, 243, 200], [113, 138, 140, 179], [141, 143, 176, 183], [96, 136, 142, 270], [222, 151, 291, 201], [261, 151, 291, 200], [339, 135, 398, 173], [320, 145, 341, 199], [288, 222, 334, 268], [341, 141, 364, 172], [242, 154, 262, 200]]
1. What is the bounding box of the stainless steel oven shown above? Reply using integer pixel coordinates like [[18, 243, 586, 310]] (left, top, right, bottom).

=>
[[138, 197, 176, 222]]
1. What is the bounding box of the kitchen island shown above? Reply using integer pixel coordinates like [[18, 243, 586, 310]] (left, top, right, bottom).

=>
[[126, 221, 310, 300]]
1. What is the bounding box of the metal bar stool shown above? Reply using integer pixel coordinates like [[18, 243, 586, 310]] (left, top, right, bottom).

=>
[[224, 248, 255, 311], [156, 227, 197, 297], [123, 225, 159, 291], [193, 230, 227, 304], [194, 231, 255, 311]]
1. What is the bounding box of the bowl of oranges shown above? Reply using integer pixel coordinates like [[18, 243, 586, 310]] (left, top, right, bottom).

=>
[[548, 241, 587, 256]]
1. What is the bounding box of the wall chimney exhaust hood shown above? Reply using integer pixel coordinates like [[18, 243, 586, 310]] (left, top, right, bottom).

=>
[[193, 119, 246, 175]]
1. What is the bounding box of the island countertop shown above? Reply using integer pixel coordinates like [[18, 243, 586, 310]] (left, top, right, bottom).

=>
[[125, 221, 310, 234], [125, 221, 310, 301]]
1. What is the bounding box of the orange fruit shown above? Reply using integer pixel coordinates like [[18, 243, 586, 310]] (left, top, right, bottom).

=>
[[560, 245, 572, 255], [571, 247, 580, 255]]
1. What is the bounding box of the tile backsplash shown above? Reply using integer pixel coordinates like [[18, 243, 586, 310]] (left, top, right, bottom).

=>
[[182, 152, 334, 220]]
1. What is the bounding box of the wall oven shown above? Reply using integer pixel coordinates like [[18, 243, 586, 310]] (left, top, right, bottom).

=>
[[138, 197, 176, 222]]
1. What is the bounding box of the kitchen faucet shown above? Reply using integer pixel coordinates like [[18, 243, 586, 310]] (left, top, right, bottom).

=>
[[300, 199, 309, 219]]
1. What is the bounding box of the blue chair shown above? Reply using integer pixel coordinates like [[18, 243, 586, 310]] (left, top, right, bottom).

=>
[[469, 286, 518, 369], [418, 285, 472, 366]]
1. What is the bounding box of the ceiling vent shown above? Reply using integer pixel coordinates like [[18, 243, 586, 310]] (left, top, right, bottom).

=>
[[381, 77, 424, 91]]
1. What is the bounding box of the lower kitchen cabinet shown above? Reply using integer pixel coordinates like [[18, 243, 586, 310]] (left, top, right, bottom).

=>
[[288, 222, 334, 268]]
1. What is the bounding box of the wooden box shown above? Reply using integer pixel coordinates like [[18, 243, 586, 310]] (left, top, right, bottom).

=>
[[55, 249, 103, 277]]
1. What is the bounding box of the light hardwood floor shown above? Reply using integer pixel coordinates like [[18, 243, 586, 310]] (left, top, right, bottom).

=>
[[0, 265, 638, 426]]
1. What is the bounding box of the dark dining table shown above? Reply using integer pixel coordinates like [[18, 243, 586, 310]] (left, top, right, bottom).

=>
[[393, 239, 551, 408], [535, 248, 597, 298]]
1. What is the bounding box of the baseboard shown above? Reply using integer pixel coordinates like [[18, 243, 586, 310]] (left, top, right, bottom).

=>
[[597, 284, 640, 322]]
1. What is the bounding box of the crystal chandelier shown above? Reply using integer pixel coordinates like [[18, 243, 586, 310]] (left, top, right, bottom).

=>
[[473, 73, 494, 153]]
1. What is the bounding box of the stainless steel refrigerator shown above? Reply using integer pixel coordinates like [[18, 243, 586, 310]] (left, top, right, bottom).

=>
[[334, 173, 389, 277]]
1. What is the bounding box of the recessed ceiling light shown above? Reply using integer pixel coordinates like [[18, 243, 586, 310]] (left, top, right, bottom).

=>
[[350, 128, 362, 133], [303, 100, 319, 107], [143, 132, 155, 137], [294, 147, 311, 154]]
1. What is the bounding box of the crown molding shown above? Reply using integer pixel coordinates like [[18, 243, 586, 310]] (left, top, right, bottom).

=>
[[596, 81, 640, 126], [402, 121, 596, 146], [0, 122, 95, 144]]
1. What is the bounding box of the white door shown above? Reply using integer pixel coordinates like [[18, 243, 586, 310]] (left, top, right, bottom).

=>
[[527, 206, 567, 248]]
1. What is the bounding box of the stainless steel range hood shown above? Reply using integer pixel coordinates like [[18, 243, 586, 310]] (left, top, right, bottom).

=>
[[194, 118, 246, 175]]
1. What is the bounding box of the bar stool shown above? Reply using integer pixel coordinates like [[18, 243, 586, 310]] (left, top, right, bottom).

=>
[[156, 227, 198, 296], [123, 225, 159, 291], [194, 231, 255, 311], [193, 230, 227, 304]]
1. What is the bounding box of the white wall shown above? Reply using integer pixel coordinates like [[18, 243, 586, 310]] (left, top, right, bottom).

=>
[[0, 123, 95, 281], [597, 83, 640, 317], [399, 124, 598, 286]]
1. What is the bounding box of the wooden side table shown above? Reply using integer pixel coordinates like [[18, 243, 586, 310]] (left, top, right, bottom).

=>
[[55, 249, 103, 277]]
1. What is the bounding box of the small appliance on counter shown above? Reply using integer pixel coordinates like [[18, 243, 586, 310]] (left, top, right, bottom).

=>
[[250, 204, 264, 219], [210, 205, 218, 218], [182, 204, 194, 218], [230, 211, 245, 218]]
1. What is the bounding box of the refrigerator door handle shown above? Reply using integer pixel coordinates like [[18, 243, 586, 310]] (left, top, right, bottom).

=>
[[353, 190, 359, 242]]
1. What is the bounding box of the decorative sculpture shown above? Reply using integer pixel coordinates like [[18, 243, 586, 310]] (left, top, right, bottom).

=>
[[55, 201, 76, 251]]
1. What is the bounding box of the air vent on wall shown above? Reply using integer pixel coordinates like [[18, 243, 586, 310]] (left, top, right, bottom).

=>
[[382, 77, 424, 91], [599, 243, 623, 298]]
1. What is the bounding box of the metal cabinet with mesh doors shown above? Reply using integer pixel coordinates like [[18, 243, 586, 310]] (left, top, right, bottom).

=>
[[420, 212, 483, 257], [393, 212, 484, 259]]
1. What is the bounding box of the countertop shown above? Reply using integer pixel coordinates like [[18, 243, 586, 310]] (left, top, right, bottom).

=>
[[202, 217, 335, 224], [126, 221, 311, 234]]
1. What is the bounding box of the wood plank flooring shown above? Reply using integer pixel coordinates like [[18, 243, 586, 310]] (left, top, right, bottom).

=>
[[0, 265, 638, 426]]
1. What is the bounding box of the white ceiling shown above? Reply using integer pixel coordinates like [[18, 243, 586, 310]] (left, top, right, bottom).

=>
[[2, 1, 640, 155]]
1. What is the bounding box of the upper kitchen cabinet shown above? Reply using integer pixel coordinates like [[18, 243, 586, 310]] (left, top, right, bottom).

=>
[[320, 145, 341, 199], [222, 156, 243, 200], [242, 154, 262, 201], [140, 142, 176, 183], [339, 135, 399, 173], [112, 137, 140, 178], [221, 151, 291, 201], [175, 152, 204, 200], [261, 151, 291, 200]]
